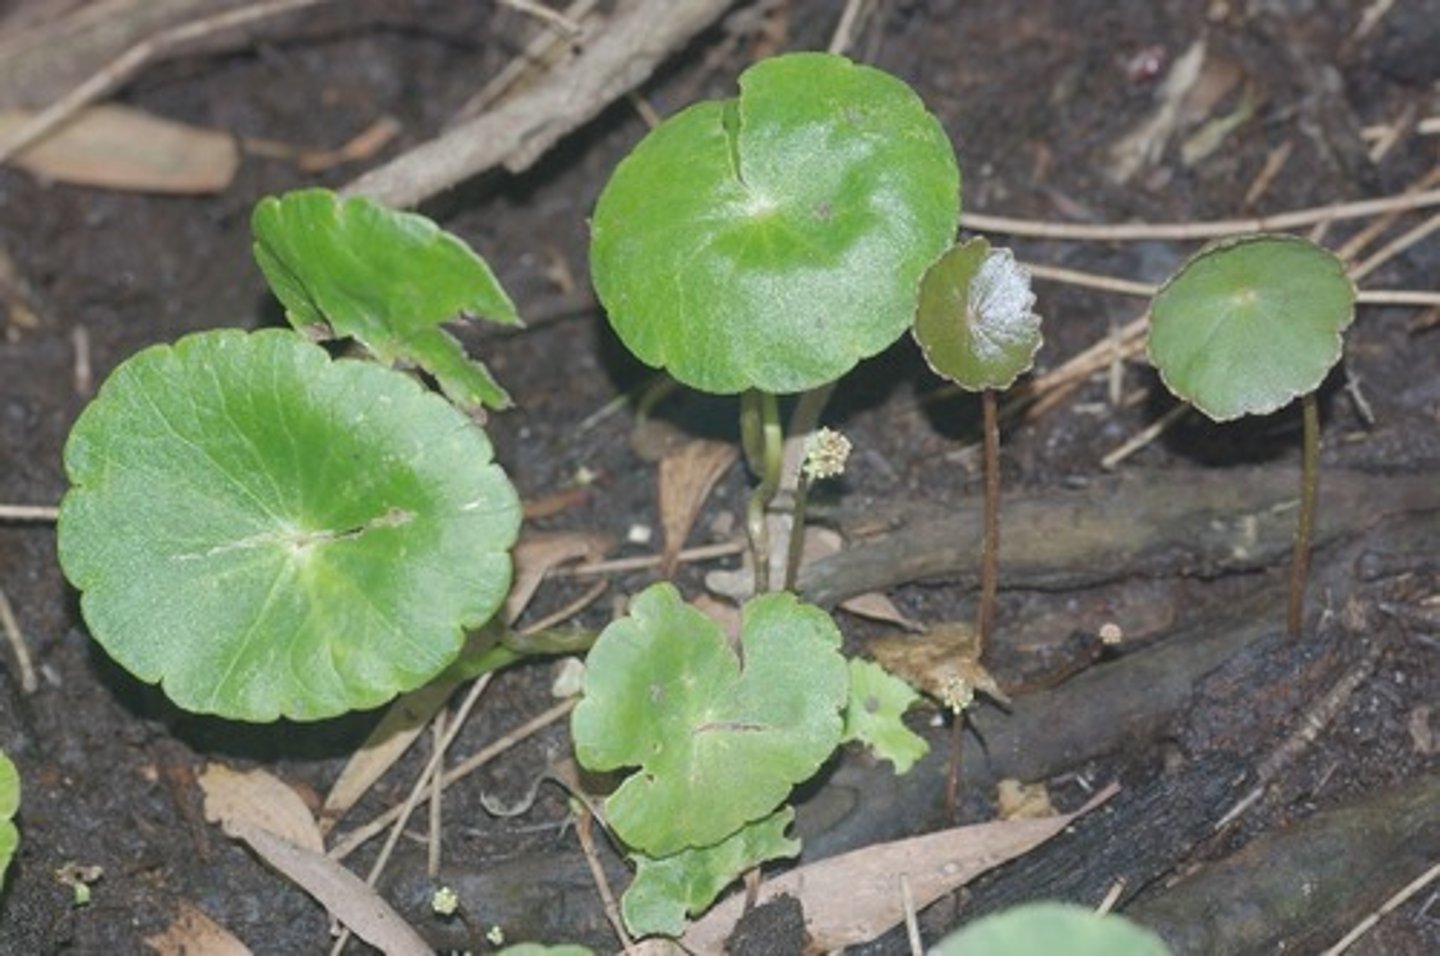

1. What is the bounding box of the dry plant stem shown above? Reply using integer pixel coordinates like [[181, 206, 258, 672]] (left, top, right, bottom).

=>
[[1029, 261, 1440, 308], [1335, 166, 1440, 262], [1349, 211, 1440, 283], [576, 806, 636, 953], [899, 873, 923, 956], [427, 714, 444, 880], [1288, 393, 1321, 639], [976, 389, 1000, 651], [0, 504, 59, 521], [554, 538, 745, 578], [0, 585, 37, 693], [1320, 860, 1440, 956], [827, 0, 869, 54], [328, 698, 577, 862], [963, 186, 1440, 241], [943, 711, 964, 824], [0, 0, 331, 163]]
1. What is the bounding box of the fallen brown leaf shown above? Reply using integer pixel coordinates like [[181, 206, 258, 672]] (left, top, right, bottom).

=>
[[869, 621, 1011, 709], [682, 783, 1118, 951], [198, 763, 323, 854], [223, 818, 429, 956], [659, 439, 738, 577], [1, 104, 237, 193]]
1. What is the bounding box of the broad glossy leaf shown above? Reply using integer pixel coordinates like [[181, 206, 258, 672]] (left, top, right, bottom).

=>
[[572, 584, 848, 856], [914, 238, 1042, 391], [1148, 234, 1354, 421], [58, 329, 521, 721], [0, 751, 17, 891], [933, 902, 1171, 956], [591, 52, 960, 394], [252, 189, 520, 411], [623, 808, 798, 938], [843, 659, 928, 773]]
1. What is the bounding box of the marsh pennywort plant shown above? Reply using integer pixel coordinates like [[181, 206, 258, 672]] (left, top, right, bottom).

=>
[[914, 238, 1043, 656], [57, 190, 523, 721], [589, 51, 960, 589], [577, 52, 946, 934], [913, 237, 1042, 818], [1146, 233, 1354, 639]]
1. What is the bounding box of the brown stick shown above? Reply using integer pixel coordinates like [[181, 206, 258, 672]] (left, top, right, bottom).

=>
[[1288, 393, 1321, 639], [343, 0, 734, 208]]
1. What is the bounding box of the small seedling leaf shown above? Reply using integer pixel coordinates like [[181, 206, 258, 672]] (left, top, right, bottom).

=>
[[252, 188, 520, 411], [58, 329, 520, 721], [843, 659, 928, 773], [914, 238, 1043, 391], [572, 583, 848, 856], [0, 751, 17, 891], [1147, 234, 1354, 421], [622, 808, 798, 938], [591, 52, 960, 394], [931, 902, 1172, 955]]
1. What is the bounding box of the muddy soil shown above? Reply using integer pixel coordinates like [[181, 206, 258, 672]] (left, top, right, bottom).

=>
[[1, 1, 1437, 953]]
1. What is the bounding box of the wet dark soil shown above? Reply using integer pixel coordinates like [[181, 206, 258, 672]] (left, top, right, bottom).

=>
[[2, 1, 1438, 953]]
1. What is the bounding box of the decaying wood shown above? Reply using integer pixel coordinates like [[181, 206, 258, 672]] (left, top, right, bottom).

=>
[[1126, 770, 1440, 954], [798, 466, 1440, 606], [343, 0, 738, 208]]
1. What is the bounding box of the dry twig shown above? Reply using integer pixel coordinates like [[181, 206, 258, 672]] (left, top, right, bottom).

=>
[[0, 584, 37, 693], [964, 186, 1440, 241]]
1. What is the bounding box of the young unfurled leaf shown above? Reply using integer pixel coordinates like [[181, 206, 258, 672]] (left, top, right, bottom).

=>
[[572, 584, 848, 856], [58, 329, 521, 721], [252, 188, 520, 411], [591, 52, 960, 395], [914, 237, 1043, 392], [1147, 234, 1354, 422], [932, 902, 1172, 955], [0, 751, 18, 891], [843, 659, 929, 773], [622, 808, 798, 938]]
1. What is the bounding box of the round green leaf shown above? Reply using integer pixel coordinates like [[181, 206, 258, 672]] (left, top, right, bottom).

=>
[[1147, 234, 1354, 422], [914, 238, 1043, 391], [58, 329, 521, 722], [591, 52, 960, 394], [572, 583, 848, 857], [932, 903, 1172, 956], [0, 751, 17, 891]]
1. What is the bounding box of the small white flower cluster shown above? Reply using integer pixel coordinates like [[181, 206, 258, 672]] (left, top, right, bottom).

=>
[[802, 427, 852, 481]]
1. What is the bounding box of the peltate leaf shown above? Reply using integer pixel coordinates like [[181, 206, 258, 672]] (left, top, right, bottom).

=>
[[622, 808, 798, 938], [914, 238, 1043, 391], [932, 902, 1172, 956], [843, 659, 928, 773], [591, 52, 960, 394], [572, 584, 848, 856], [1147, 234, 1354, 422], [252, 188, 520, 411], [0, 751, 17, 891], [58, 329, 521, 721]]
